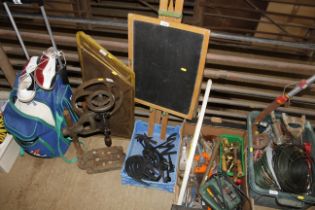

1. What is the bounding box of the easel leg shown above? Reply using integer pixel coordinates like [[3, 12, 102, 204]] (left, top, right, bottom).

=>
[[160, 112, 169, 140], [148, 109, 157, 136]]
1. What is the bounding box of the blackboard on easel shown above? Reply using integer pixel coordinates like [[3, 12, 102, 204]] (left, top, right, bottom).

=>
[[128, 14, 210, 120]]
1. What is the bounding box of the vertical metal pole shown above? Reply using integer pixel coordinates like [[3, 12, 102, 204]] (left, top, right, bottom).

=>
[[177, 79, 212, 205], [3, 2, 30, 60], [40, 6, 62, 67]]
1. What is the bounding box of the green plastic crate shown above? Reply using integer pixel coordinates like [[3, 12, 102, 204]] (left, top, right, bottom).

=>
[[219, 134, 245, 177]]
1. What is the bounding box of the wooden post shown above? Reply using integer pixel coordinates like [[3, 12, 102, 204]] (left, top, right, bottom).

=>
[[0, 42, 15, 87], [148, 108, 157, 136], [148, 109, 169, 140], [160, 112, 169, 140]]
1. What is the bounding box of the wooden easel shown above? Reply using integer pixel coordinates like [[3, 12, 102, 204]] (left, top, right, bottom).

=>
[[159, 0, 184, 23], [147, 0, 184, 139]]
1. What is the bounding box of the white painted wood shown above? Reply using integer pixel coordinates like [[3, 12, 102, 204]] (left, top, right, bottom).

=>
[[177, 79, 212, 205]]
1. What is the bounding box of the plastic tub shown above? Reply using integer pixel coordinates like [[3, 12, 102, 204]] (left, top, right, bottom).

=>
[[219, 134, 245, 177], [247, 111, 315, 209]]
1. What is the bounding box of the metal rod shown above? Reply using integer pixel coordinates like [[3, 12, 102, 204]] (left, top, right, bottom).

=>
[[138, 0, 158, 13], [203, 12, 315, 30], [211, 32, 315, 51], [3, 2, 30, 60], [2, 12, 128, 28], [261, 0, 315, 7], [2, 30, 315, 78], [207, 83, 315, 104], [202, 2, 315, 20], [40, 6, 62, 67], [204, 68, 315, 89], [206, 52, 315, 76], [206, 97, 315, 117], [210, 26, 305, 40], [2, 12, 315, 51], [244, 0, 290, 35], [288, 74, 315, 97], [255, 73, 315, 124]]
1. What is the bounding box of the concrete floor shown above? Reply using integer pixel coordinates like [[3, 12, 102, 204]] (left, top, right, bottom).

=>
[[0, 137, 175, 210], [0, 136, 314, 210]]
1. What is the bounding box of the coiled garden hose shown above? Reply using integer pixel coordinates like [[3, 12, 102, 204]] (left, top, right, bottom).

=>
[[254, 152, 279, 190], [273, 144, 313, 194]]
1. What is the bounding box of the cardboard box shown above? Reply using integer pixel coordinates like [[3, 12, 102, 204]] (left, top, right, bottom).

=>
[[174, 122, 248, 206]]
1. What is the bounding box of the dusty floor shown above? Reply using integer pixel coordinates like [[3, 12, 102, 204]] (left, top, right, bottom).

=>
[[0, 137, 174, 210], [0, 136, 314, 210]]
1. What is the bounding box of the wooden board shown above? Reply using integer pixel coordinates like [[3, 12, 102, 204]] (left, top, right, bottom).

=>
[[76, 31, 135, 138], [128, 14, 210, 119]]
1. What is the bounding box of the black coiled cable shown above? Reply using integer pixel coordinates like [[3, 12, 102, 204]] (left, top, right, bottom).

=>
[[125, 155, 161, 184], [273, 144, 313, 194]]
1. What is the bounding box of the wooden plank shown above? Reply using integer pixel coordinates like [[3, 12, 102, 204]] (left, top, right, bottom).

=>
[[160, 112, 169, 140], [0, 43, 15, 87], [148, 109, 157, 136]]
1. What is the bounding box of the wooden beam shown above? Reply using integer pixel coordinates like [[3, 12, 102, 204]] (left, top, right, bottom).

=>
[[0, 43, 15, 87]]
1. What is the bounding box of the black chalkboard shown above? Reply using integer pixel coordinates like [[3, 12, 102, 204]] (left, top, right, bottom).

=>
[[130, 15, 209, 118]]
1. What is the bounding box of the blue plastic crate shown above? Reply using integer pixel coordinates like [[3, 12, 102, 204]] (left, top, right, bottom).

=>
[[121, 120, 181, 192]]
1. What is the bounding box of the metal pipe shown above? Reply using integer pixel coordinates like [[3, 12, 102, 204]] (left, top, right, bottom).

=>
[[1, 31, 314, 78], [261, 0, 315, 7], [204, 83, 315, 104], [211, 32, 315, 51], [255, 74, 315, 124], [288, 74, 315, 97], [204, 1, 315, 21], [2, 12, 315, 51], [1, 12, 128, 28], [203, 13, 315, 30], [244, 0, 290, 35], [3, 2, 30, 60], [210, 26, 305, 40], [2, 31, 315, 82], [206, 52, 315, 76], [40, 6, 62, 68], [138, 0, 158, 13], [203, 69, 315, 89], [206, 97, 315, 117]]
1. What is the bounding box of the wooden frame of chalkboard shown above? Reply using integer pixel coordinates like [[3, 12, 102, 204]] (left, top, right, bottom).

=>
[[128, 14, 210, 119]]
